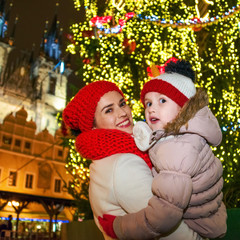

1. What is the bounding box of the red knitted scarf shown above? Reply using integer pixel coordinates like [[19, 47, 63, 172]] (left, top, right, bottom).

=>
[[75, 129, 152, 169]]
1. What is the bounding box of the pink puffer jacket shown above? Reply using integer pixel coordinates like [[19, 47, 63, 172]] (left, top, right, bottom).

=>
[[149, 105, 226, 238], [113, 89, 227, 240]]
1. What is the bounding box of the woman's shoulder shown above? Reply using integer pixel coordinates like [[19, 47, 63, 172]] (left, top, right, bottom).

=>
[[90, 153, 150, 171], [116, 153, 151, 169]]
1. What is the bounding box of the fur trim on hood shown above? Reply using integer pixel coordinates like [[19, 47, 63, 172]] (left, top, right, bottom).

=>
[[164, 88, 209, 135]]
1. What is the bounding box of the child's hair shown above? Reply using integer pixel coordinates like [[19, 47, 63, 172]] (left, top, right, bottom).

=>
[[164, 88, 209, 135]]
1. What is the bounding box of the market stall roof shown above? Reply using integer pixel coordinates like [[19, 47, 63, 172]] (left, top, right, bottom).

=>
[[0, 190, 74, 207]]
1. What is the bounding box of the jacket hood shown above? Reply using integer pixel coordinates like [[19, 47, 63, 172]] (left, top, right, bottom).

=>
[[164, 88, 222, 146]]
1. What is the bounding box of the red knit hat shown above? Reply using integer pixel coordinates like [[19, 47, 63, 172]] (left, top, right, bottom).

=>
[[63, 81, 124, 132], [141, 73, 196, 107]]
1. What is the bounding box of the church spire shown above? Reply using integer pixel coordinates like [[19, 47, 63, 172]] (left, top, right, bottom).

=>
[[29, 43, 35, 65], [0, 0, 5, 37], [8, 16, 18, 46], [1, 1, 13, 39], [41, 2, 62, 62], [0, 0, 6, 14], [40, 20, 49, 55]]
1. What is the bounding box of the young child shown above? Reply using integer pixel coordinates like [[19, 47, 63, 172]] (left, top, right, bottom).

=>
[[99, 60, 227, 239]]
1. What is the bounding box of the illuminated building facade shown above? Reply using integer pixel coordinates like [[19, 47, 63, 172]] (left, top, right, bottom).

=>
[[0, 0, 74, 235], [0, 1, 70, 136], [0, 107, 74, 233]]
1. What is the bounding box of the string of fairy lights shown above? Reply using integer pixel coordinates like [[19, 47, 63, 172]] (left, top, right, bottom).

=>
[[65, 0, 240, 199], [79, 4, 240, 34]]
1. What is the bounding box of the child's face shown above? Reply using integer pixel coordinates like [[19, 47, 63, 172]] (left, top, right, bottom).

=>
[[144, 92, 181, 131]]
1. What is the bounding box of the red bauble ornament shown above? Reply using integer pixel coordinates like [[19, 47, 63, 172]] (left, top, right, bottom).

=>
[[83, 58, 90, 64]]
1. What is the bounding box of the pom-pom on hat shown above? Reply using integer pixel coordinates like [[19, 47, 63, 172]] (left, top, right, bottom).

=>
[[63, 81, 124, 133], [141, 59, 196, 107]]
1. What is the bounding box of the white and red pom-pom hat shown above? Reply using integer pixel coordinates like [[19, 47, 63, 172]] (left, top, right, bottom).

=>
[[141, 72, 196, 107]]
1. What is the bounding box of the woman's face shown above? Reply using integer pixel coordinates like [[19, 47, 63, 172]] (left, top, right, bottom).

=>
[[94, 91, 134, 134]]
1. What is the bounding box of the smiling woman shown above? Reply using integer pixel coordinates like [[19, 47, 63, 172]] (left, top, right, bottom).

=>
[[94, 91, 133, 134], [62, 80, 155, 239]]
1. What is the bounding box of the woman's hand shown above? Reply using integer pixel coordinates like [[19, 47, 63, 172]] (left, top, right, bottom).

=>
[[98, 214, 117, 238]]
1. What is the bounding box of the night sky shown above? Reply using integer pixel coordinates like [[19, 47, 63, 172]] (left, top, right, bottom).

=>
[[4, 0, 84, 93], [8, 0, 82, 54]]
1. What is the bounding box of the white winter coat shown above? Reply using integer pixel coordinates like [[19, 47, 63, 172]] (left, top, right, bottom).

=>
[[89, 153, 203, 240]]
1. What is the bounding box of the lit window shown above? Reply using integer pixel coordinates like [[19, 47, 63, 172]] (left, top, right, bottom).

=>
[[3, 136, 12, 145], [49, 77, 56, 95], [15, 139, 21, 147], [54, 179, 61, 193], [25, 174, 33, 189], [25, 142, 31, 149], [9, 171, 17, 186], [58, 150, 63, 157]]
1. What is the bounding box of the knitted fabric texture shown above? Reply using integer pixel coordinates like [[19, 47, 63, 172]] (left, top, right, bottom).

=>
[[141, 73, 196, 107], [63, 81, 124, 132], [76, 128, 152, 169]]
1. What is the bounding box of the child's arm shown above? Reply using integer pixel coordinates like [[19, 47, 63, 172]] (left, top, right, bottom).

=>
[[100, 142, 195, 239], [184, 201, 227, 239], [112, 196, 184, 239], [100, 136, 225, 239], [99, 141, 199, 239]]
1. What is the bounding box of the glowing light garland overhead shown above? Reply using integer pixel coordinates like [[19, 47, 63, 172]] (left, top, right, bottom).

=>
[[88, 4, 240, 35]]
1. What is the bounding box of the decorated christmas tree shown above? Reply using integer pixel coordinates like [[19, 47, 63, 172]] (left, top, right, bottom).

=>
[[61, 0, 240, 218]]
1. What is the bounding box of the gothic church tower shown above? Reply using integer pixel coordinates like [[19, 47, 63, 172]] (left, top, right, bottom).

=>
[[0, 1, 71, 135]]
